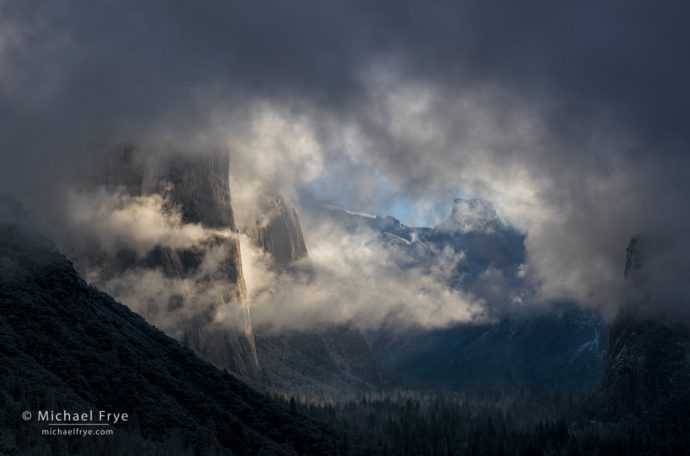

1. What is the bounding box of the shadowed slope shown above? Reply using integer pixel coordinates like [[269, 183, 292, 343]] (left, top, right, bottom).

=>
[[0, 221, 338, 455]]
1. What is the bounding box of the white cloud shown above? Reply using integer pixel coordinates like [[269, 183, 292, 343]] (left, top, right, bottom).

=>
[[240, 222, 485, 332], [64, 187, 230, 256]]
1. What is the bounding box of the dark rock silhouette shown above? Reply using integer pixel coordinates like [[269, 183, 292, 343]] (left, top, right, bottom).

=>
[[602, 236, 690, 417]]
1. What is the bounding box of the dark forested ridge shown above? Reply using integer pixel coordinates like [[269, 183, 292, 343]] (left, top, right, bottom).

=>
[[0, 221, 338, 456]]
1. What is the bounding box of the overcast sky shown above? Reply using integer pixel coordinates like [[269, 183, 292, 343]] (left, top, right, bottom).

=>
[[2, 0, 690, 313]]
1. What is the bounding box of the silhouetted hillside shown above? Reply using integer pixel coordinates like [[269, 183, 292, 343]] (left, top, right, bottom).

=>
[[0, 220, 338, 455]]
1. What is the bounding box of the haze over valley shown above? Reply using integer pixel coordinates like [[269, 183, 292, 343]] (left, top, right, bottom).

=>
[[2, 1, 690, 454]]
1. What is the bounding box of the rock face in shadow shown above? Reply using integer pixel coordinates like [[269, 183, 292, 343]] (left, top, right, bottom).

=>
[[249, 194, 308, 267], [601, 236, 690, 418], [248, 193, 390, 394], [72, 148, 260, 381], [0, 220, 338, 456], [255, 323, 392, 396], [603, 312, 690, 414]]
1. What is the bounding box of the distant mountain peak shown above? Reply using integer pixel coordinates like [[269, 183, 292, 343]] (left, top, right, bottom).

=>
[[437, 197, 503, 234]]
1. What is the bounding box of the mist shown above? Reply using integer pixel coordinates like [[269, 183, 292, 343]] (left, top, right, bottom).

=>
[[2, 0, 690, 329], [240, 226, 485, 332]]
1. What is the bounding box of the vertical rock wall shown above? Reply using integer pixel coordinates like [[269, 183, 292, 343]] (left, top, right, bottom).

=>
[[249, 193, 308, 267], [74, 147, 261, 380], [602, 236, 690, 415]]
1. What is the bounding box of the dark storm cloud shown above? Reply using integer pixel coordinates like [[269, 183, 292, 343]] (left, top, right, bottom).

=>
[[3, 0, 689, 161], [375, 0, 690, 145], [0, 0, 375, 206], [2, 0, 690, 315]]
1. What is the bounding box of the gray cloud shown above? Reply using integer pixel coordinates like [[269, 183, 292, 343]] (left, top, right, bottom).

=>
[[2, 0, 690, 319]]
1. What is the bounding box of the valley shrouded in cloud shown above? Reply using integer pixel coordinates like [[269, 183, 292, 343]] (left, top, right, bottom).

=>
[[3, 2, 690, 455]]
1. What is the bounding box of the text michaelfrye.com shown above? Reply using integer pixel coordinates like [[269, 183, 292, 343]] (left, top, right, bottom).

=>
[[21, 410, 128, 438]]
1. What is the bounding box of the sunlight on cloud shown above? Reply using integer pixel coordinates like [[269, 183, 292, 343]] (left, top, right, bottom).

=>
[[240, 221, 485, 332]]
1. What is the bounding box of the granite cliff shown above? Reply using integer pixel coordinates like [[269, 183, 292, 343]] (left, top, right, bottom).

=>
[[70, 148, 260, 380]]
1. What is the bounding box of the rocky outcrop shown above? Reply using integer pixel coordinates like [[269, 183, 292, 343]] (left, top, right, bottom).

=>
[[435, 197, 504, 234], [601, 236, 690, 416], [427, 198, 526, 281], [72, 147, 260, 380], [249, 193, 308, 267]]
